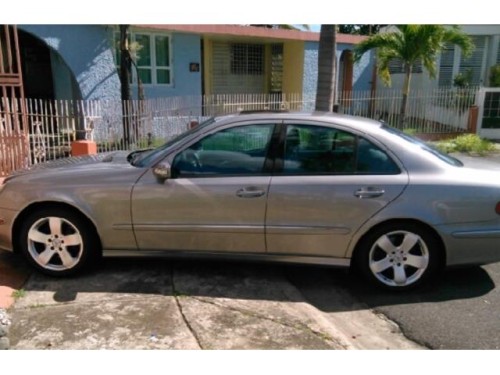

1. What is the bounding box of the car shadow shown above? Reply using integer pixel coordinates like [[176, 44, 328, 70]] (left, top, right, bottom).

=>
[[284, 264, 496, 312], [10, 255, 496, 313]]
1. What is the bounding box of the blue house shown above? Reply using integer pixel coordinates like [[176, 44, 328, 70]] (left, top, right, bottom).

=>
[[17, 24, 374, 102]]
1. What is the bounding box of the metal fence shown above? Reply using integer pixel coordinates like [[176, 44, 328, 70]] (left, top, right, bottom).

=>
[[337, 86, 478, 133], [0, 87, 481, 171]]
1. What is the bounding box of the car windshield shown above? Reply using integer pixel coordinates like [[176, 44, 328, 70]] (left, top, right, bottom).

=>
[[131, 117, 216, 167], [382, 125, 463, 167]]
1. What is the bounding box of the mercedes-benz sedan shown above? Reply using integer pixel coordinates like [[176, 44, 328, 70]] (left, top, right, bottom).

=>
[[1, 111, 499, 290]]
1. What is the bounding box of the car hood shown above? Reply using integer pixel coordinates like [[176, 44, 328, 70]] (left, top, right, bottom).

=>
[[11, 151, 130, 175], [3, 151, 140, 187], [13, 151, 130, 175]]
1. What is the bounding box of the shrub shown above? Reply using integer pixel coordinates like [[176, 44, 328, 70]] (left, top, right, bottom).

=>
[[402, 128, 418, 136], [453, 69, 473, 88], [490, 65, 500, 88], [453, 134, 496, 154], [434, 134, 496, 155]]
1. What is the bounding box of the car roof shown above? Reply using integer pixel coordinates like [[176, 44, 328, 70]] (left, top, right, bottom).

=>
[[213, 111, 384, 133]]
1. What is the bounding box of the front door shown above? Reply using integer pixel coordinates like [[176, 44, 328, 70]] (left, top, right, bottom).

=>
[[132, 123, 276, 253]]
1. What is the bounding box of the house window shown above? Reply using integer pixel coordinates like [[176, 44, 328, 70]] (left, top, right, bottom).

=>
[[388, 58, 422, 74], [458, 36, 486, 85], [439, 36, 487, 87], [497, 39, 500, 64], [230, 44, 264, 75], [438, 44, 455, 87], [114, 31, 172, 85], [270, 43, 284, 93]]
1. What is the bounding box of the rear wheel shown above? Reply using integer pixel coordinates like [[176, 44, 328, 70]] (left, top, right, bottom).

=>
[[19, 207, 99, 276], [355, 223, 442, 290]]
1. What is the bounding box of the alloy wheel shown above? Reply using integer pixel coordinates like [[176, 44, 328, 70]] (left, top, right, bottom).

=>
[[368, 230, 430, 287], [27, 216, 84, 272]]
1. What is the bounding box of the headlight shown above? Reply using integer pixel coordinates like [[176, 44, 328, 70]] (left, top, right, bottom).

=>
[[0, 175, 15, 191], [1, 175, 16, 185]]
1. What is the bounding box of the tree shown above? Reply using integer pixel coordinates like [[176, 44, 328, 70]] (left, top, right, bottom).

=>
[[118, 25, 146, 148], [354, 25, 474, 126], [119, 25, 132, 147], [315, 25, 338, 112]]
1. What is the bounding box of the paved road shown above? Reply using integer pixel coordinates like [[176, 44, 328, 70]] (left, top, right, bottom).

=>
[[286, 262, 500, 349]]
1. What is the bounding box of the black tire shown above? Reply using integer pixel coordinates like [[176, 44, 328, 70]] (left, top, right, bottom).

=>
[[18, 207, 99, 276], [354, 222, 442, 291]]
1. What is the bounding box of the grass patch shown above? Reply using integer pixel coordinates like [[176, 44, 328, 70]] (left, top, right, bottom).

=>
[[11, 289, 26, 299], [402, 128, 418, 137], [433, 134, 497, 156]]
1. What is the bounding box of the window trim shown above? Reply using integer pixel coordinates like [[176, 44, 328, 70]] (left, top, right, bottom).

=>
[[114, 30, 173, 87]]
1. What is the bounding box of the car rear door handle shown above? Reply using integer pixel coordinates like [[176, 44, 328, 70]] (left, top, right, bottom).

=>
[[236, 187, 266, 198], [354, 187, 385, 199]]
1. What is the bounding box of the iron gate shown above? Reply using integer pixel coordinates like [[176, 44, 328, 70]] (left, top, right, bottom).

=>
[[0, 25, 29, 177]]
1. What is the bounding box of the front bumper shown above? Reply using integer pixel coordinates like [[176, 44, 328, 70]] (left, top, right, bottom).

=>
[[0, 207, 17, 252]]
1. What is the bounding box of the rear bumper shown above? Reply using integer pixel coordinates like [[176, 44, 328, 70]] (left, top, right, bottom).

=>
[[0, 207, 17, 252], [437, 223, 500, 266]]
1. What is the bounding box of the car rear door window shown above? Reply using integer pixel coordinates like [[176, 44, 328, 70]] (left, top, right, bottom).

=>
[[282, 124, 400, 175], [172, 124, 275, 177]]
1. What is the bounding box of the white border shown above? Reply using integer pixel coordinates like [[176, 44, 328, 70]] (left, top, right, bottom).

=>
[[2, 0, 499, 24], [2, 350, 497, 375]]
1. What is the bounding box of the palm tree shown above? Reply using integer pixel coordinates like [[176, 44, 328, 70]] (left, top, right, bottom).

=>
[[119, 25, 132, 147], [315, 25, 338, 112], [354, 25, 474, 125]]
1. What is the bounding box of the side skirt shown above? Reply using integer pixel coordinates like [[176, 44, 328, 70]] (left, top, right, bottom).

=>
[[102, 249, 351, 268]]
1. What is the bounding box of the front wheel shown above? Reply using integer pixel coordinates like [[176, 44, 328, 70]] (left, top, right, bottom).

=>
[[19, 207, 99, 276], [355, 223, 442, 290]]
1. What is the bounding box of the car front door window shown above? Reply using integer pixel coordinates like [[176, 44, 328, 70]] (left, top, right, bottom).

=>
[[172, 124, 275, 177]]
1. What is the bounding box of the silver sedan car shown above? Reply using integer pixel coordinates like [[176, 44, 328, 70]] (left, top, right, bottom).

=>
[[1, 112, 499, 290]]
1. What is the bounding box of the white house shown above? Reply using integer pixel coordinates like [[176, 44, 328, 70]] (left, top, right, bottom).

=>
[[372, 25, 500, 139], [377, 25, 500, 91]]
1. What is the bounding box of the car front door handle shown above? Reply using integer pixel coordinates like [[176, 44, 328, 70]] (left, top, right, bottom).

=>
[[236, 187, 266, 198], [354, 187, 385, 199]]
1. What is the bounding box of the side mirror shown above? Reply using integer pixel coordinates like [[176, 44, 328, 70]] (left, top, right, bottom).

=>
[[153, 162, 172, 182]]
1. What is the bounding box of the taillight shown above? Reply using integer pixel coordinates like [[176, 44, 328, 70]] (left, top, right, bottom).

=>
[[496, 202, 500, 215]]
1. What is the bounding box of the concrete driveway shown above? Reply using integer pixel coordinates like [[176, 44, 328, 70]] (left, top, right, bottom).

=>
[[3, 255, 421, 350]]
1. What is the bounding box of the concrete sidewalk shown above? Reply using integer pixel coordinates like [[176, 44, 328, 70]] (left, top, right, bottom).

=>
[[0, 252, 30, 310], [4, 257, 422, 350]]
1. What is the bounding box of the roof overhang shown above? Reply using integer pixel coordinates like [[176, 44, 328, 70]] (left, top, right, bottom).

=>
[[134, 24, 367, 44]]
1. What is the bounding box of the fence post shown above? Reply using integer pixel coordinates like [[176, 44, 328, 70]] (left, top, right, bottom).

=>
[[467, 105, 479, 134], [71, 140, 97, 156]]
